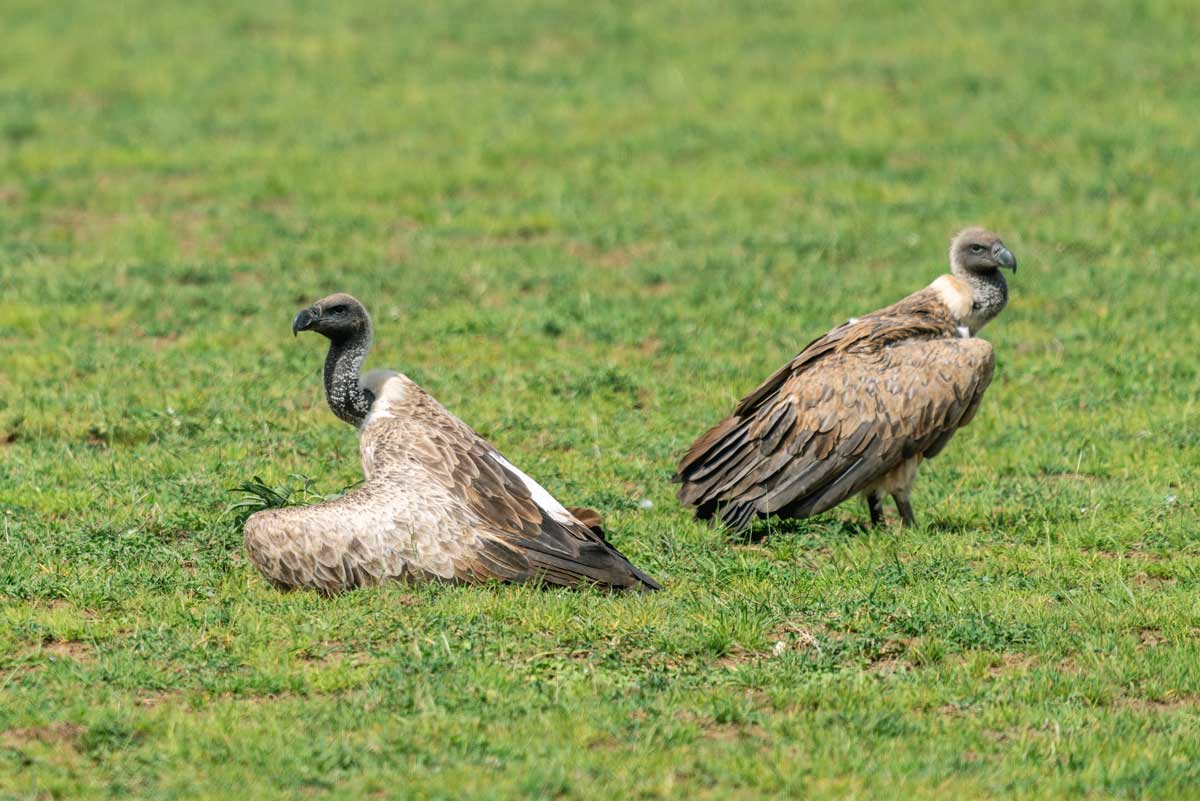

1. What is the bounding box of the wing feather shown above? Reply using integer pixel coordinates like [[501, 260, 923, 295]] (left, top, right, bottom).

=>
[[247, 377, 661, 593], [367, 383, 660, 591], [675, 326, 995, 531]]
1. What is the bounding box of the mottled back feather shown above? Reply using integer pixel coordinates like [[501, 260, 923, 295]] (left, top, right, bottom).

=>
[[674, 284, 995, 531]]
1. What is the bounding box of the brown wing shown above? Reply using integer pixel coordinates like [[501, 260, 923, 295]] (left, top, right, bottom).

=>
[[366, 384, 660, 591], [675, 337, 994, 531], [565, 507, 604, 535], [732, 287, 962, 420], [677, 290, 961, 480]]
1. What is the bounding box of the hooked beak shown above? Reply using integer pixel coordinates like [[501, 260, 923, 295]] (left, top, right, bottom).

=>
[[292, 307, 319, 336], [993, 243, 1017, 272]]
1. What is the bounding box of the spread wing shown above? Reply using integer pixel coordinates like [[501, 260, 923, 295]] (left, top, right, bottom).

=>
[[362, 377, 660, 591], [245, 376, 660, 594], [243, 479, 455, 594], [405, 422, 659, 590], [675, 336, 994, 531]]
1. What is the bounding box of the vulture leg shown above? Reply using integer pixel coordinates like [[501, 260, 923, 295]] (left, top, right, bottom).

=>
[[893, 495, 916, 528], [866, 492, 885, 527]]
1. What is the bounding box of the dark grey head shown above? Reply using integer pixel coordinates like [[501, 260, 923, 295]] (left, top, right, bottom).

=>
[[949, 227, 1017, 276], [292, 293, 371, 343], [292, 293, 375, 427]]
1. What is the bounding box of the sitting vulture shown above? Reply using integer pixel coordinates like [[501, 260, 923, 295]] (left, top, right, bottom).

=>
[[243, 293, 660, 594], [674, 227, 1016, 532]]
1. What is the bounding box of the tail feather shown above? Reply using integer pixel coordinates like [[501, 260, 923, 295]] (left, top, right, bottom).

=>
[[564, 506, 660, 591], [718, 500, 758, 534]]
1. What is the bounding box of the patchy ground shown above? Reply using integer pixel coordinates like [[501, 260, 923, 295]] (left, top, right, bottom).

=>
[[2, 0, 1199, 798]]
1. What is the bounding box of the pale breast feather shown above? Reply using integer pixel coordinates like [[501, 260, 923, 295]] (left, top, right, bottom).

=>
[[359, 370, 408, 426], [928, 275, 973, 320]]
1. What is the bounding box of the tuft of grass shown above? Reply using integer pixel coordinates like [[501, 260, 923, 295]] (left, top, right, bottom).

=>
[[225, 475, 360, 528]]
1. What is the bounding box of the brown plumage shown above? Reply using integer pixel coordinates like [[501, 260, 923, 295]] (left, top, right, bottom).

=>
[[565, 507, 605, 535], [674, 228, 1016, 532], [244, 294, 660, 594]]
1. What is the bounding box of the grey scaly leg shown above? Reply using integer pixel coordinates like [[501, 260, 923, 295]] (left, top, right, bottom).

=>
[[893, 495, 916, 528], [866, 492, 885, 527]]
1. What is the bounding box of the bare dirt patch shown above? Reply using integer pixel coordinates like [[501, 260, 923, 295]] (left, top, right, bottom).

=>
[[0, 662, 42, 681], [868, 656, 911, 676], [135, 691, 180, 709], [46, 207, 131, 241], [677, 710, 767, 743], [565, 239, 657, 269], [700, 720, 767, 743], [294, 640, 389, 670], [1042, 471, 1105, 483], [143, 330, 179, 351], [1, 722, 86, 749], [1090, 549, 1168, 563], [1132, 571, 1177, 587], [713, 646, 758, 669], [866, 638, 917, 673], [1117, 693, 1200, 712], [937, 702, 970, 718], [981, 720, 1060, 744], [232, 270, 264, 286], [38, 640, 96, 664], [43, 599, 98, 620], [639, 336, 662, 356], [716, 622, 834, 669], [985, 652, 1037, 678], [1139, 628, 1169, 648]]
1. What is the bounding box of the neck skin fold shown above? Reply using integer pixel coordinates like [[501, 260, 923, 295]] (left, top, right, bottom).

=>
[[951, 263, 1008, 334], [322, 324, 375, 427]]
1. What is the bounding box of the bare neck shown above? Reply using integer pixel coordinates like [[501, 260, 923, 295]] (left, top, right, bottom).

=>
[[952, 266, 1008, 334], [322, 325, 375, 427]]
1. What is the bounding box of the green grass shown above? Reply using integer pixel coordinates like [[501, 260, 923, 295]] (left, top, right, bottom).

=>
[[2, 0, 1199, 798]]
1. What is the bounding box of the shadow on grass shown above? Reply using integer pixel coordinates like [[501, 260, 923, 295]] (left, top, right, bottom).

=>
[[920, 515, 982, 536], [924, 507, 1080, 541], [728, 510, 1037, 544], [729, 514, 873, 547]]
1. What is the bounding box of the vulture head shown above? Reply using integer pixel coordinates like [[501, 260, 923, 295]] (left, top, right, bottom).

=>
[[292, 293, 371, 342], [949, 228, 1017, 275]]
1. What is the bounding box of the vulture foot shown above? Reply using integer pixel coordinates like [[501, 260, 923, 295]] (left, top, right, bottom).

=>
[[893, 495, 916, 528]]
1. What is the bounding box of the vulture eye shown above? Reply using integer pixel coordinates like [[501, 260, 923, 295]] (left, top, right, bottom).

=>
[[329, 305, 348, 315], [969, 244, 986, 254]]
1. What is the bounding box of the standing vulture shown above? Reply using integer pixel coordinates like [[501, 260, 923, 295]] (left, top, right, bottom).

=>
[[243, 293, 660, 594], [674, 227, 1016, 532]]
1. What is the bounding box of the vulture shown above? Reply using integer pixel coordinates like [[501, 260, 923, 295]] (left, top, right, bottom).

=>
[[243, 293, 660, 594], [674, 227, 1016, 532]]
